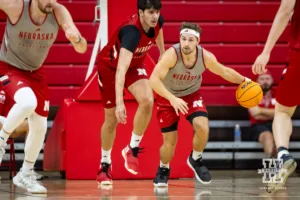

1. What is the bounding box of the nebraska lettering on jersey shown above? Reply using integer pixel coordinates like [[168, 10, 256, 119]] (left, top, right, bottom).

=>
[[19, 31, 55, 41], [134, 41, 154, 59], [172, 73, 201, 81]]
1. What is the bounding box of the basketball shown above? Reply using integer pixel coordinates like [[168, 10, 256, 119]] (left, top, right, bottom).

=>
[[236, 81, 263, 108]]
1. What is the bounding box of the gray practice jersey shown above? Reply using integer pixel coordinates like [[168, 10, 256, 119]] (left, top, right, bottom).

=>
[[162, 43, 206, 97], [0, 0, 59, 71]]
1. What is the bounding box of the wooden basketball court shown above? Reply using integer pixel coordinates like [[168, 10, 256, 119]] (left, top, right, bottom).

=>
[[0, 170, 299, 199]]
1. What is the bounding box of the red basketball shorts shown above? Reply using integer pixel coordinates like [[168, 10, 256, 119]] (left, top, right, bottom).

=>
[[156, 90, 208, 133], [0, 61, 49, 117], [97, 62, 148, 108], [276, 50, 300, 107]]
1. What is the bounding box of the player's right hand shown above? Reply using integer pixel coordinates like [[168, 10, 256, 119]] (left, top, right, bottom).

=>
[[169, 97, 189, 116], [115, 103, 127, 124], [252, 53, 270, 75]]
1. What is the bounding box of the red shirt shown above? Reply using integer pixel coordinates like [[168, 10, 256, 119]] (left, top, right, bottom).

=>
[[249, 92, 275, 125], [98, 14, 163, 68], [289, 0, 300, 50]]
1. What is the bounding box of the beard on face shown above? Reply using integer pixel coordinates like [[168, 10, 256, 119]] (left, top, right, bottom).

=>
[[181, 47, 193, 55], [38, 3, 53, 14], [261, 84, 272, 93]]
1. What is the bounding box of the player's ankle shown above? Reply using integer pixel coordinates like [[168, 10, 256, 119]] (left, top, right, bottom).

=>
[[277, 146, 289, 159]]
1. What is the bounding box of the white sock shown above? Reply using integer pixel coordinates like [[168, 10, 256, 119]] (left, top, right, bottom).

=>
[[130, 132, 143, 148], [101, 148, 111, 165], [278, 150, 289, 160], [0, 129, 9, 147], [22, 160, 35, 173], [160, 161, 169, 169], [192, 150, 203, 160]]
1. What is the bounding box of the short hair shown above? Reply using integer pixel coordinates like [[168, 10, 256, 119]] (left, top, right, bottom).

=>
[[180, 22, 202, 35], [137, 0, 162, 12]]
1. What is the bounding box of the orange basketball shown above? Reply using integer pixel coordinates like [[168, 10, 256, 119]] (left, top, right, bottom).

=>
[[236, 81, 263, 108]]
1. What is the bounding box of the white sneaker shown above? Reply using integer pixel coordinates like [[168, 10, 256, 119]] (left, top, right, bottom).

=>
[[0, 146, 5, 164], [32, 170, 44, 180], [20, 168, 44, 180], [13, 170, 47, 194]]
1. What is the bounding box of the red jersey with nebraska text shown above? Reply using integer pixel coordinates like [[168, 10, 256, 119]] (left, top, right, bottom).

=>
[[98, 14, 163, 68], [289, 0, 300, 50], [249, 93, 276, 125]]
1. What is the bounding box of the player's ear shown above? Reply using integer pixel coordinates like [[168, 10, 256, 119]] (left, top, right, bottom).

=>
[[138, 9, 144, 17]]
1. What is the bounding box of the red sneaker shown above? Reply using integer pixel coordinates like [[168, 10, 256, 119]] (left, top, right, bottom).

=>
[[121, 145, 144, 175], [97, 163, 112, 185]]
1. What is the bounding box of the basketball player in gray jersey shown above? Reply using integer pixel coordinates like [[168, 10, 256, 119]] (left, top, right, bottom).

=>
[[0, 0, 87, 193], [150, 22, 251, 186]]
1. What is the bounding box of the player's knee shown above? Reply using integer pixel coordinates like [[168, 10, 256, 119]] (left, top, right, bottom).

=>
[[194, 122, 209, 135], [163, 140, 176, 149], [15, 88, 38, 113], [104, 117, 118, 130], [138, 95, 153, 109]]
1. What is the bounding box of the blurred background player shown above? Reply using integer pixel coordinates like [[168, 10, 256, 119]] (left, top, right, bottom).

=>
[[149, 22, 250, 187], [252, 0, 299, 192], [0, 90, 43, 180], [0, 0, 87, 193], [248, 72, 276, 158], [96, 0, 165, 185]]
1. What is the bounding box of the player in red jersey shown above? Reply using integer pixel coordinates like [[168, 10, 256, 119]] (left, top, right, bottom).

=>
[[248, 72, 276, 158], [96, 0, 165, 185], [252, 0, 299, 193]]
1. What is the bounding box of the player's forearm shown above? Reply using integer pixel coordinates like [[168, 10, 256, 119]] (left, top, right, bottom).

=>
[[262, 8, 292, 54], [260, 108, 275, 118], [156, 29, 165, 55], [149, 76, 175, 101], [254, 115, 273, 121], [115, 68, 127, 105], [222, 67, 245, 84], [72, 36, 87, 54]]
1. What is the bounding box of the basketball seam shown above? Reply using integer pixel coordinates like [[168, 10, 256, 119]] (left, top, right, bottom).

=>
[[238, 90, 262, 103], [237, 83, 259, 100]]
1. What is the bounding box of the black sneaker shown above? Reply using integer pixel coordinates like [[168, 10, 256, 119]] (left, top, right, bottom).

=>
[[187, 154, 211, 184], [267, 154, 297, 193], [153, 167, 170, 187]]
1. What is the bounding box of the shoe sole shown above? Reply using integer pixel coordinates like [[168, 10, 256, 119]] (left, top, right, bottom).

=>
[[187, 158, 211, 185], [99, 181, 113, 185], [13, 177, 47, 194], [121, 149, 138, 175], [267, 159, 297, 193], [153, 182, 168, 187]]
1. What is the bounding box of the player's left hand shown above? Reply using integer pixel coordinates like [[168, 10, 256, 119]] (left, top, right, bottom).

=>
[[115, 103, 127, 124], [61, 24, 81, 44], [252, 53, 270, 75]]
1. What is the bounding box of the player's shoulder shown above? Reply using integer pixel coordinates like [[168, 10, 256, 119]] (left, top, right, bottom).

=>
[[53, 2, 68, 13]]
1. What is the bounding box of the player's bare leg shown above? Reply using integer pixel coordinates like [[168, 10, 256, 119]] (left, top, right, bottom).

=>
[[154, 130, 177, 187], [187, 116, 211, 184], [267, 102, 297, 193], [122, 79, 154, 174], [97, 108, 117, 185], [258, 131, 274, 158]]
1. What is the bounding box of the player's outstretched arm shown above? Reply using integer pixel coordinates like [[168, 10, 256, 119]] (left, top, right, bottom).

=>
[[252, 0, 296, 75], [149, 48, 188, 115], [54, 4, 87, 54], [203, 49, 247, 84]]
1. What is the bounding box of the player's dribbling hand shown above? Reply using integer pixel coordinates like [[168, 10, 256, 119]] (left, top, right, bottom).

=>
[[252, 53, 270, 75], [61, 24, 81, 44], [169, 97, 189, 116], [115, 103, 127, 124]]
